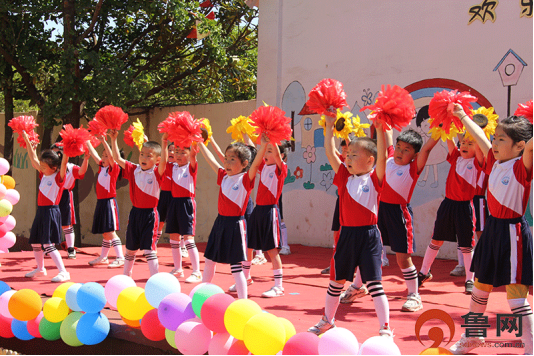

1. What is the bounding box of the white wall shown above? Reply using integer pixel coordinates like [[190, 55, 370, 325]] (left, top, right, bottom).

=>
[[257, 0, 533, 257]]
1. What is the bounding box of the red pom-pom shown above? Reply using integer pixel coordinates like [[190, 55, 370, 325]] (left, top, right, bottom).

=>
[[87, 119, 107, 149], [360, 85, 415, 131], [428, 90, 477, 133], [123, 125, 135, 148], [514, 100, 533, 123], [8, 115, 40, 148], [306, 79, 349, 117], [157, 111, 203, 147], [249, 106, 292, 145], [59, 124, 92, 157], [95, 105, 129, 130]]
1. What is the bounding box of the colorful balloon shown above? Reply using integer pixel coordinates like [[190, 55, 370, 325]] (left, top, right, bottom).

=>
[[0, 215, 15, 234], [65, 283, 83, 312], [243, 312, 286, 355], [283, 332, 320, 355], [0, 176, 15, 190], [116, 286, 152, 321], [0, 314, 14, 338], [359, 335, 401, 355], [0, 159, 9, 176], [76, 312, 110, 345], [191, 283, 224, 318], [0, 200, 13, 218], [145, 272, 181, 309], [0, 184, 6, 200], [11, 319, 34, 340], [52, 282, 75, 300], [208, 332, 236, 355], [4, 190, 19, 205], [0, 290, 16, 318], [0, 231, 16, 250], [141, 309, 165, 341], [224, 299, 262, 340], [105, 275, 136, 309], [318, 327, 359, 355], [43, 297, 70, 323], [8, 289, 42, 321], [157, 292, 195, 331], [26, 312, 43, 338], [59, 311, 84, 347], [175, 318, 213, 355], [38, 317, 62, 341], [201, 293, 235, 333], [77, 282, 106, 313]]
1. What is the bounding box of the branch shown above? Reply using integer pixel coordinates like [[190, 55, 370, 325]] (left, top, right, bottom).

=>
[[75, 0, 104, 45]]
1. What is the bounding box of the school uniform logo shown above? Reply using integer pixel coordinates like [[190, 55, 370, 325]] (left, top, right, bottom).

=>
[[183, 173, 188, 177], [396, 170, 403, 176], [269, 172, 275, 178], [467, 164, 473, 170], [362, 185, 370, 193], [501, 176, 510, 185], [147, 179, 153, 184], [232, 184, 240, 191], [47, 181, 53, 186]]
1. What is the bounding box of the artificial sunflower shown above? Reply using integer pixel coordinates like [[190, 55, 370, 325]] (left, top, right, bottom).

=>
[[318, 109, 355, 140], [463, 106, 498, 140], [131, 118, 146, 151], [429, 118, 461, 142], [352, 114, 370, 137], [226, 115, 258, 143], [199, 118, 213, 146]]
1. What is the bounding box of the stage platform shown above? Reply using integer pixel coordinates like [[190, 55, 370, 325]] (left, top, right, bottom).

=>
[[0, 243, 531, 355]]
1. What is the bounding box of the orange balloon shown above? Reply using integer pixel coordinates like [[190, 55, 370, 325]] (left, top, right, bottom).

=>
[[420, 347, 453, 355], [1, 176, 15, 190], [121, 316, 141, 328]]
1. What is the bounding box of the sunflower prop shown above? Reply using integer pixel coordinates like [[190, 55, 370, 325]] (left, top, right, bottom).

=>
[[158, 111, 203, 148], [226, 115, 258, 143], [462, 106, 498, 141], [360, 85, 415, 131], [249, 105, 292, 146], [318, 109, 353, 140], [8, 115, 40, 149], [428, 90, 477, 134], [59, 124, 92, 157], [95, 105, 129, 130], [198, 118, 213, 146], [352, 114, 371, 138], [87, 119, 108, 149], [306, 78, 349, 117], [428, 118, 462, 142], [124, 119, 147, 151], [514, 100, 533, 123]]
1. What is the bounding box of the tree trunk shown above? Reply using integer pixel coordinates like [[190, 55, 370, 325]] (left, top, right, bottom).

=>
[[3, 63, 14, 175]]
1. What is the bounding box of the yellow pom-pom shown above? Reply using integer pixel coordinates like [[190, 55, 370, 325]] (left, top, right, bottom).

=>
[[226, 115, 258, 143], [352, 114, 370, 138], [131, 118, 146, 151], [429, 118, 462, 142], [319, 110, 370, 140], [464, 106, 498, 141], [199, 118, 213, 146]]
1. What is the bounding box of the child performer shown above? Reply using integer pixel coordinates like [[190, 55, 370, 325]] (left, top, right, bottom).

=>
[[51, 143, 89, 259], [198, 137, 262, 299], [308, 116, 392, 337], [278, 141, 292, 255], [418, 129, 484, 294], [164, 144, 202, 283], [354, 129, 438, 312], [449, 105, 533, 355], [85, 137, 125, 267], [109, 129, 168, 277], [21, 131, 71, 282]]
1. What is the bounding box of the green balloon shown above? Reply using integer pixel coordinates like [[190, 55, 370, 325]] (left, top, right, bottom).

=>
[[60, 311, 84, 347], [191, 283, 224, 318], [165, 328, 177, 349], [39, 317, 62, 341]]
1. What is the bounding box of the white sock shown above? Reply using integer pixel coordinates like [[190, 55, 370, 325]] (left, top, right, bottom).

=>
[[280, 222, 288, 248], [460, 247, 474, 281], [470, 287, 490, 314], [457, 246, 465, 267], [508, 298, 533, 354], [255, 250, 263, 257], [63, 227, 75, 248], [325, 281, 343, 324], [170, 240, 182, 271], [100, 240, 111, 259], [420, 242, 441, 275], [111, 237, 124, 259], [231, 264, 247, 299], [124, 251, 136, 277], [180, 239, 186, 249], [242, 261, 252, 280], [382, 246, 388, 260], [32, 244, 45, 270], [144, 250, 159, 276], [351, 268, 363, 289], [402, 265, 418, 295], [202, 258, 216, 283], [43, 244, 67, 273], [273, 269, 283, 289], [368, 281, 389, 328], [185, 240, 200, 273]]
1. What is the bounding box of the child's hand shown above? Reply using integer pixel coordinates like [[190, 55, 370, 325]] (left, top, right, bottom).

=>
[[451, 103, 466, 118], [260, 133, 269, 145], [374, 121, 384, 131], [191, 142, 200, 155], [324, 114, 336, 127], [97, 135, 106, 142], [162, 132, 169, 141], [21, 130, 29, 142], [109, 130, 119, 140]]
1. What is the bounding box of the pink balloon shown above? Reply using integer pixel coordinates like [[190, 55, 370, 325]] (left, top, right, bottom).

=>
[[0, 216, 15, 234], [27, 312, 44, 338], [359, 336, 401, 355], [0, 159, 9, 176], [208, 332, 235, 355], [104, 275, 136, 309], [0, 290, 16, 318], [318, 327, 359, 355], [0, 184, 6, 200], [4, 190, 19, 205], [0, 215, 8, 224], [175, 318, 213, 355], [0, 231, 16, 250]]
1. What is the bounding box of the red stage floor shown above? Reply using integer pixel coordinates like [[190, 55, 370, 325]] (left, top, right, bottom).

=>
[[1, 243, 531, 355]]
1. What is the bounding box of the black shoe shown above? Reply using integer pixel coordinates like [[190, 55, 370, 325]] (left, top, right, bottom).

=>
[[67, 247, 76, 259], [321, 266, 330, 274], [465, 280, 474, 294], [418, 271, 432, 288]]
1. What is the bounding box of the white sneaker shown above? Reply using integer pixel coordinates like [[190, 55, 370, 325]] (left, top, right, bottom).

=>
[[88, 257, 109, 266], [382, 258, 389, 267], [185, 272, 202, 283], [228, 278, 253, 292], [108, 258, 125, 268], [25, 268, 47, 278], [450, 333, 485, 354], [51, 271, 70, 283], [308, 315, 335, 335], [401, 293, 423, 312], [261, 286, 284, 298], [170, 268, 184, 277], [379, 324, 394, 338], [340, 285, 368, 304], [181, 247, 188, 258], [251, 255, 267, 265], [450, 265, 466, 276], [279, 246, 291, 255]]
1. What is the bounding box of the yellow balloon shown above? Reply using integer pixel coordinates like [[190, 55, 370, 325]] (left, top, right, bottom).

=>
[[43, 297, 70, 323], [243, 313, 286, 355], [8, 289, 42, 321], [278, 317, 296, 343], [52, 282, 75, 300], [224, 299, 262, 340], [1, 176, 15, 190], [117, 287, 153, 321], [0, 199, 13, 218], [420, 347, 453, 355]]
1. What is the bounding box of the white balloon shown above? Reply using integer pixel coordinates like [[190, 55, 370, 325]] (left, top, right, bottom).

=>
[[0, 158, 9, 176]]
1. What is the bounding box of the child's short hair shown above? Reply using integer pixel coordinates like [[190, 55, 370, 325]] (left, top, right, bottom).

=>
[[226, 142, 253, 172], [397, 129, 423, 153], [498, 116, 533, 151], [41, 149, 62, 170], [350, 137, 377, 162], [143, 141, 162, 156], [278, 140, 291, 160]]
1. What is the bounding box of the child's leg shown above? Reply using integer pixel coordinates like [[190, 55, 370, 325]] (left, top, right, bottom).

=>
[[123, 249, 137, 277], [202, 258, 216, 283], [170, 234, 183, 273], [267, 249, 283, 289], [243, 248, 254, 280], [43, 244, 67, 273], [470, 279, 492, 313], [420, 239, 443, 275], [100, 232, 113, 258], [507, 284, 533, 355], [325, 280, 345, 323], [110, 232, 124, 260], [143, 249, 159, 276], [184, 236, 201, 278], [367, 280, 390, 329], [32, 244, 45, 271], [460, 246, 474, 283], [157, 221, 165, 243], [457, 247, 465, 267], [397, 253, 418, 296], [62, 225, 75, 249], [231, 263, 248, 299], [381, 245, 389, 266]]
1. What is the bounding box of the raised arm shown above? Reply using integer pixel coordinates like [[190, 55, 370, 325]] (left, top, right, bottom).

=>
[[524, 138, 533, 173], [243, 133, 255, 148], [22, 130, 41, 171], [248, 134, 268, 181], [59, 152, 68, 180], [416, 137, 439, 174], [452, 104, 491, 157], [474, 142, 484, 167], [199, 142, 223, 174], [385, 128, 394, 148], [109, 130, 126, 169], [190, 143, 199, 170], [78, 152, 90, 176], [272, 143, 284, 171], [158, 133, 168, 177], [209, 135, 225, 164], [375, 124, 387, 185], [85, 140, 102, 165], [324, 115, 342, 173], [446, 137, 457, 155], [99, 136, 116, 168]]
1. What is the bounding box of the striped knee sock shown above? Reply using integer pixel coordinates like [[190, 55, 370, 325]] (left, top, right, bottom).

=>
[[185, 240, 200, 273], [459, 246, 474, 281], [32, 244, 44, 270], [111, 237, 124, 259], [325, 281, 343, 324], [124, 252, 136, 277], [144, 250, 159, 276], [368, 281, 389, 328], [509, 298, 533, 354], [402, 265, 418, 295], [470, 287, 489, 314], [231, 264, 247, 299], [63, 227, 75, 248], [420, 242, 441, 275], [100, 240, 111, 259], [203, 259, 216, 283], [273, 268, 283, 288], [43, 244, 67, 273], [242, 261, 252, 280], [170, 240, 182, 271]]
